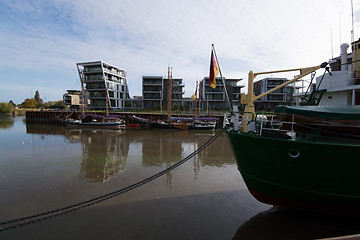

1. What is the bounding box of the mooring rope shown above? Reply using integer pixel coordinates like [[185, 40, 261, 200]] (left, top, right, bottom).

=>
[[0, 129, 224, 232]]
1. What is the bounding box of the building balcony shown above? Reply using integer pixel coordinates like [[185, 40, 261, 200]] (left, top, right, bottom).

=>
[[143, 90, 162, 94], [105, 78, 121, 83], [205, 85, 225, 89], [172, 95, 184, 99], [143, 93, 162, 97], [88, 96, 106, 99], [206, 92, 224, 95], [266, 92, 286, 95], [104, 69, 126, 77], [172, 91, 185, 94], [205, 99, 224, 102], [83, 69, 102, 74], [86, 88, 106, 91], [84, 79, 104, 83], [266, 84, 286, 87], [264, 99, 286, 102], [143, 98, 163, 101], [143, 83, 163, 86]]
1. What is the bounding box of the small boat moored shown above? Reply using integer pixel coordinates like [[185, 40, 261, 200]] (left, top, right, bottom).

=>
[[66, 114, 126, 129]]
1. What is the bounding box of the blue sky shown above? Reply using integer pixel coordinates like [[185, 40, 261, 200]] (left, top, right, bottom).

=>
[[1, 0, 359, 104]]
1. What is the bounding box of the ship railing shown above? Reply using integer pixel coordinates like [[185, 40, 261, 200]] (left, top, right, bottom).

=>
[[223, 108, 255, 132], [254, 112, 287, 136], [224, 108, 286, 132], [254, 112, 360, 142], [225, 109, 359, 141]]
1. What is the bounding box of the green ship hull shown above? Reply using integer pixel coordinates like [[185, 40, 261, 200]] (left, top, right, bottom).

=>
[[225, 130, 360, 209]]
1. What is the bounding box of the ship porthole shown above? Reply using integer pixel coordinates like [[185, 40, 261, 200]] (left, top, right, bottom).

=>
[[289, 149, 300, 158]]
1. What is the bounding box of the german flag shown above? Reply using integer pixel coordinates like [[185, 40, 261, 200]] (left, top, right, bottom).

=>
[[209, 50, 219, 89]]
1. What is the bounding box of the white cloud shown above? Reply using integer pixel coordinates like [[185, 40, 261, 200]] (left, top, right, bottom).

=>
[[1, 0, 360, 102]]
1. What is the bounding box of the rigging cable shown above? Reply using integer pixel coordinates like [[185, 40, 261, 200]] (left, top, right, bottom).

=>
[[0, 128, 224, 232]]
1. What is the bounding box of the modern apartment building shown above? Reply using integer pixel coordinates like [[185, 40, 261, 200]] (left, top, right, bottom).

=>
[[76, 61, 129, 110], [124, 96, 143, 109], [163, 77, 185, 110], [63, 90, 89, 110], [253, 77, 296, 110], [199, 77, 244, 110], [142, 76, 163, 110], [142, 76, 184, 110]]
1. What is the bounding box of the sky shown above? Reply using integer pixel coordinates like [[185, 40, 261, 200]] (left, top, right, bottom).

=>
[[1, 0, 360, 104]]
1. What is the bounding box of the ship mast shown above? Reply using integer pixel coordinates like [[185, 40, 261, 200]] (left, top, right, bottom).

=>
[[197, 81, 201, 117], [167, 66, 172, 120], [102, 62, 109, 117], [77, 63, 86, 118], [212, 44, 232, 111], [105, 87, 109, 117], [194, 81, 198, 118], [80, 71, 85, 116]]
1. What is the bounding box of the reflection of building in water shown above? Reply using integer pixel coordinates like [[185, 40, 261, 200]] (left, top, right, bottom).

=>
[[179, 132, 235, 167], [25, 123, 235, 184], [141, 130, 235, 169], [78, 130, 128, 182], [142, 131, 184, 166], [142, 131, 185, 187], [25, 124, 130, 183], [193, 150, 200, 179], [196, 133, 235, 166], [64, 129, 82, 143], [140, 130, 235, 185]]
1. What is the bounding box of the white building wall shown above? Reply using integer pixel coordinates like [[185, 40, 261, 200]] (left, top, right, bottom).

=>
[[317, 71, 354, 90], [319, 91, 350, 106]]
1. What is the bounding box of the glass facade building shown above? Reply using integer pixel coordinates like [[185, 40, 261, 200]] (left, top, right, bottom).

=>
[[76, 61, 129, 110]]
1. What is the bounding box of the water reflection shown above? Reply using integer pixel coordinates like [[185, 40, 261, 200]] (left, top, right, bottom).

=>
[[25, 124, 236, 183], [233, 207, 360, 240], [78, 130, 128, 182], [0, 117, 14, 129]]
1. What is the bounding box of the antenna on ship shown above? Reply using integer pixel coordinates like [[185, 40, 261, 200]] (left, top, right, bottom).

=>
[[351, 0, 355, 71], [330, 21, 334, 59]]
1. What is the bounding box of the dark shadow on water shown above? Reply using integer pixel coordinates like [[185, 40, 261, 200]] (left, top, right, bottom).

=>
[[0, 190, 269, 240], [233, 206, 360, 240]]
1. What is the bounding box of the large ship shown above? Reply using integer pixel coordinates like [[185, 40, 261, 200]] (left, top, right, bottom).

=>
[[224, 41, 360, 210]]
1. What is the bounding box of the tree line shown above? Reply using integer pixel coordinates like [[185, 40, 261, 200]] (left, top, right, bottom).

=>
[[0, 90, 66, 114]]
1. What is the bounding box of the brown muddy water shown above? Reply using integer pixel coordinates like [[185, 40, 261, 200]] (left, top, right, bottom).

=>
[[0, 117, 359, 240]]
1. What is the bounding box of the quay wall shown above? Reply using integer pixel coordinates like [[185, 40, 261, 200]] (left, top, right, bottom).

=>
[[25, 111, 225, 125]]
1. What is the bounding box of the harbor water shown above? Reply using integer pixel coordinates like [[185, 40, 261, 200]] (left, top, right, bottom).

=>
[[1, 117, 359, 240]]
